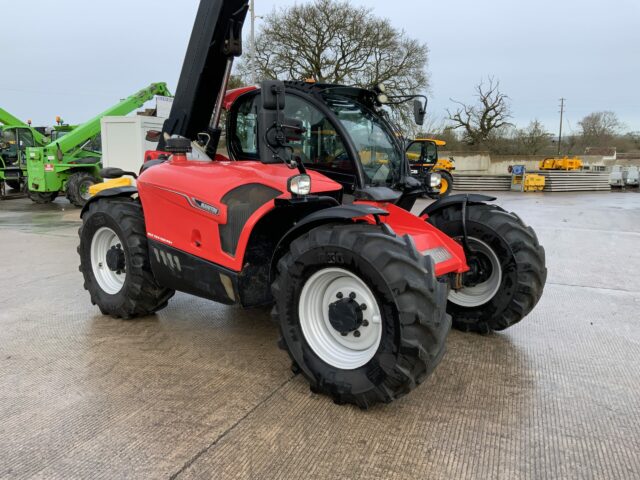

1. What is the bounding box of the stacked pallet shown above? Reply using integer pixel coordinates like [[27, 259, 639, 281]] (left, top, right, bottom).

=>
[[452, 174, 511, 191], [537, 171, 611, 192]]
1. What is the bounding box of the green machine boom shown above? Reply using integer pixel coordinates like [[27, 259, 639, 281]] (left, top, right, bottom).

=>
[[0, 107, 49, 196], [26, 82, 171, 207]]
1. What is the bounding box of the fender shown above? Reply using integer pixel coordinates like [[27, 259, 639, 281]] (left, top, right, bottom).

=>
[[80, 186, 138, 217], [420, 194, 496, 218], [270, 203, 389, 282]]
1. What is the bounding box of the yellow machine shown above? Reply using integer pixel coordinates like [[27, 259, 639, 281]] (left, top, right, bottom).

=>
[[88, 177, 133, 196], [538, 156, 583, 171], [406, 138, 454, 197], [510, 165, 545, 192]]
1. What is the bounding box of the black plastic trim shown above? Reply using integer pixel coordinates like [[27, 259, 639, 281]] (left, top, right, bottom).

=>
[[148, 240, 239, 305], [420, 194, 496, 217], [80, 186, 138, 217], [270, 203, 389, 283]]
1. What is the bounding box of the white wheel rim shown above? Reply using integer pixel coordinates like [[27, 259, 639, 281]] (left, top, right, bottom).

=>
[[90, 227, 126, 295], [449, 237, 502, 308], [298, 268, 383, 370]]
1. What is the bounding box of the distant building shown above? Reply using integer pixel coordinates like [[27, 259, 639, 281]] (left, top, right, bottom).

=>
[[584, 147, 617, 161]]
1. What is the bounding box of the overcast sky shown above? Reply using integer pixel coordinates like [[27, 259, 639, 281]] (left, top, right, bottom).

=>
[[2, 0, 639, 134]]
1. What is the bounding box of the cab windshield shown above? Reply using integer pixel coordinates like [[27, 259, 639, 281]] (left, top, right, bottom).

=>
[[324, 95, 403, 187]]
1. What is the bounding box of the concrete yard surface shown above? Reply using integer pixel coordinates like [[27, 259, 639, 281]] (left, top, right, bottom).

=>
[[0, 191, 639, 479]]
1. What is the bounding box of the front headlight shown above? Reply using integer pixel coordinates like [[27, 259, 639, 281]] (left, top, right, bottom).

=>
[[288, 174, 312, 196], [429, 173, 442, 188]]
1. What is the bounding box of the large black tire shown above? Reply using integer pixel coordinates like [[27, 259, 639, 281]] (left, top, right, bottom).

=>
[[6, 180, 22, 191], [426, 203, 546, 333], [66, 172, 98, 208], [272, 223, 451, 408], [28, 190, 58, 204], [78, 197, 174, 319]]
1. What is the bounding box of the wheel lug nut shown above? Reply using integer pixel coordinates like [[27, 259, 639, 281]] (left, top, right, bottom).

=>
[[340, 332, 348, 336], [360, 304, 367, 311], [336, 292, 343, 299], [349, 292, 356, 299], [353, 330, 361, 338], [362, 320, 369, 327]]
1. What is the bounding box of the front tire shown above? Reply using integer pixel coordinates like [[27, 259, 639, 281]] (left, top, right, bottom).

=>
[[28, 190, 58, 204], [272, 223, 450, 408], [426, 203, 547, 333], [66, 172, 98, 208], [78, 197, 174, 319]]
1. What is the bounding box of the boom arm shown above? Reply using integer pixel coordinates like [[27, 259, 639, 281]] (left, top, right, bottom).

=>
[[51, 82, 171, 155], [0, 107, 48, 145], [159, 0, 249, 156]]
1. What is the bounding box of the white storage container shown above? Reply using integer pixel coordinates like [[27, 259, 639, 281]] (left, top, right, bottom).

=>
[[100, 116, 166, 174]]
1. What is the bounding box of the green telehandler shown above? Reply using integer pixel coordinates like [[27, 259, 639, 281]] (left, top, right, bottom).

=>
[[25, 82, 171, 207], [0, 107, 49, 196]]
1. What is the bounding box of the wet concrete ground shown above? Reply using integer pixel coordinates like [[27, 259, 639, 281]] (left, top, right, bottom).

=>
[[0, 191, 639, 479]]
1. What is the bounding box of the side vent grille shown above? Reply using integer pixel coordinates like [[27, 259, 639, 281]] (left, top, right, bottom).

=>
[[219, 183, 282, 255]]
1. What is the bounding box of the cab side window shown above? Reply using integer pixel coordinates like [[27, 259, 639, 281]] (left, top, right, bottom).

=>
[[283, 95, 355, 190], [231, 94, 260, 159], [406, 141, 424, 164], [230, 92, 356, 191]]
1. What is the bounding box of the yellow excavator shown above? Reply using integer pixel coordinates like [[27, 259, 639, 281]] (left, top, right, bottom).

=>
[[406, 138, 454, 198]]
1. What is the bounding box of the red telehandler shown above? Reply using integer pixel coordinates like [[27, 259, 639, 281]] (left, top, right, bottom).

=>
[[78, 0, 546, 408]]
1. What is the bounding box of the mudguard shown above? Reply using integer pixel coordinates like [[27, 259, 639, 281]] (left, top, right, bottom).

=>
[[270, 203, 389, 280], [80, 186, 138, 217], [420, 193, 496, 217]]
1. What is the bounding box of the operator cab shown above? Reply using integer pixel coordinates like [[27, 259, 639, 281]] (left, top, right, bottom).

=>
[[406, 139, 439, 168], [226, 83, 408, 200], [0, 127, 34, 167]]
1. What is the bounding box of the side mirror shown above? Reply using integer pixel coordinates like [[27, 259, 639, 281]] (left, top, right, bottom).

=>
[[258, 80, 289, 164], [145, 130, 162, 142], [100, 167, 138, 180], [413, 99, 426, 126]]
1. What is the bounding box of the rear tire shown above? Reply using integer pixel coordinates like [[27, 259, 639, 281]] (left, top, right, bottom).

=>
[[78, 197, 174, 319], [6, 180, 21, 191], [271, 223, 450, 408], [66, 172, 98, 208], [426, 203, 546, 333], [28, 190, 58, 204]]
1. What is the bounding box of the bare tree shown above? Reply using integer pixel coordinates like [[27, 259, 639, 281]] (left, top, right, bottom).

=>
[[516, 119, 552, 154], [578, 111, 624, 147], [238, 0, 429, 95], [447, 78, 512, 146]]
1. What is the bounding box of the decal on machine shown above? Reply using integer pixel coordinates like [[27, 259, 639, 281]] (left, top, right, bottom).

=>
[[151, 246, 182, 273], [147, 232, 173, 245], [193, 198, 219, 215]]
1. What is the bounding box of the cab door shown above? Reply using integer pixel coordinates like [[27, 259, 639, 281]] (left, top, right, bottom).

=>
[[17, 128, 35, 168], [228, 91, 357, 193]]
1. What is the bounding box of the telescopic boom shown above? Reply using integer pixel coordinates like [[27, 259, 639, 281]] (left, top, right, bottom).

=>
[[159, 0, 249, 156]]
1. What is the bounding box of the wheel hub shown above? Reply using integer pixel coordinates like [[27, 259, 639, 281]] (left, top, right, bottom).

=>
[[298, 268, 383, 370], [328, 296, 364, 335], [462, 253, 493, 287], [90, 227, 127, 295], [449, 237, 502, 308], [106, 245, 126, 273]]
